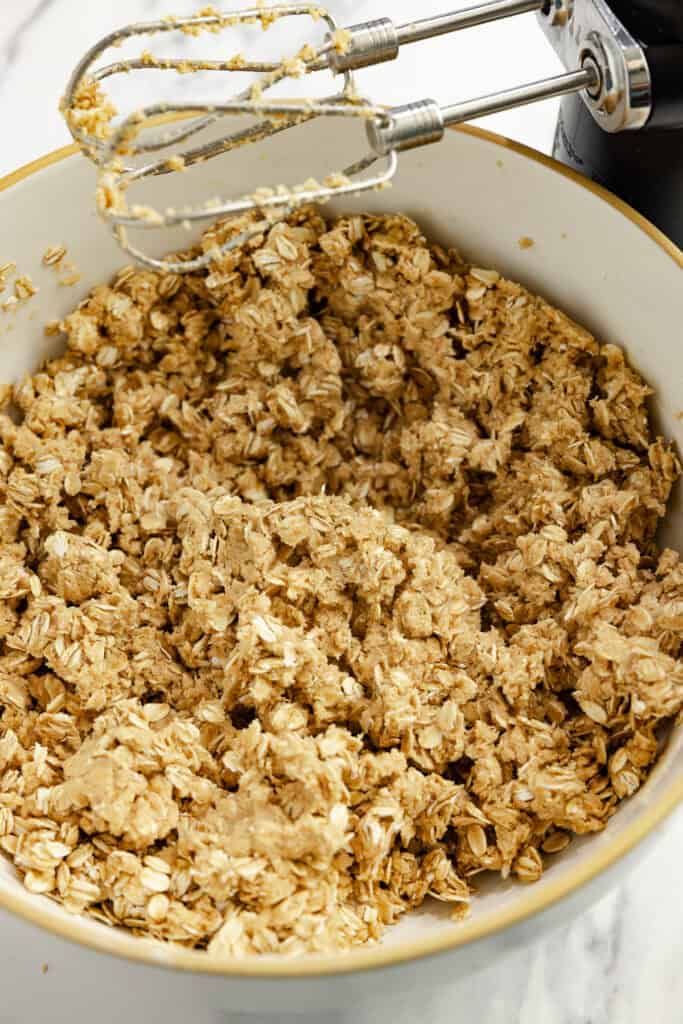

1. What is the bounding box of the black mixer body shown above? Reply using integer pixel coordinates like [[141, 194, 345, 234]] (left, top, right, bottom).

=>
[[554, 0, 683, 245]]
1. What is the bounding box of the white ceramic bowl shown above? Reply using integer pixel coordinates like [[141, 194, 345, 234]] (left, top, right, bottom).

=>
[[0, 120, 681, 1019]]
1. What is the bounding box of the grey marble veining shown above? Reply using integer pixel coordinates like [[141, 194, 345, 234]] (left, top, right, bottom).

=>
[[0, 4, 682, 1023], [1, 1, 55, 69]]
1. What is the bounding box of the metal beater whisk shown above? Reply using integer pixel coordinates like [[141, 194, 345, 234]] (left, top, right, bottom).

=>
[[62, 0, 650, 272]]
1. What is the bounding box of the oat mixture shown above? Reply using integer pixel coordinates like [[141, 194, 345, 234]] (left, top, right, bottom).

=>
[[0, 211, 681, 957]]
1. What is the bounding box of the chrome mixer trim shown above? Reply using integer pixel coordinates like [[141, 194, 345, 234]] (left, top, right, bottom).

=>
[[538, 0, 652, 131]]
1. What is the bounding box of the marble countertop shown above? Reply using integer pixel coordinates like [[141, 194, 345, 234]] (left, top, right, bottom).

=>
[[1, 3, 682, 1023]]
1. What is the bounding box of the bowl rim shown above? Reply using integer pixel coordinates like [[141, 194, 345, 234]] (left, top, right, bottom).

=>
[[0, 124, 681, 979]]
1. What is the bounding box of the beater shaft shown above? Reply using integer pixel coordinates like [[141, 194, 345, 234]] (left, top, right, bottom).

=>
[[367, 65, 599, 154], [442, 65, 597, 126], [328, 0, 545, 71], [397, 0, 544, 45]]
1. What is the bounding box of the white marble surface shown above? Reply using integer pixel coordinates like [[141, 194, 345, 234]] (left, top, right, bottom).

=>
[[1, 3, 682, 1023]]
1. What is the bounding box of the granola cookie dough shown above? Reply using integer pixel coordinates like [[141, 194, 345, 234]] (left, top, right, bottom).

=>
[[0, 210, 681, 956]]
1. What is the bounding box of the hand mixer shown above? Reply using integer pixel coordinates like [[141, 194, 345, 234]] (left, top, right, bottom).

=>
[[62, 0, 682, 273]]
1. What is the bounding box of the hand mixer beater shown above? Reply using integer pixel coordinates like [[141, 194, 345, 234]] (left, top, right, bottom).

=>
[[62, 1, 658, 272]]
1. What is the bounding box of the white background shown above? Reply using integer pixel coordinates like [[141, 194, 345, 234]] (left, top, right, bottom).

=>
[[1, 3, 682, 1023]]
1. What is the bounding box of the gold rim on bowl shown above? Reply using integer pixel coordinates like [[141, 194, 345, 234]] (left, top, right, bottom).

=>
[[0, 124, 681, 979]]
